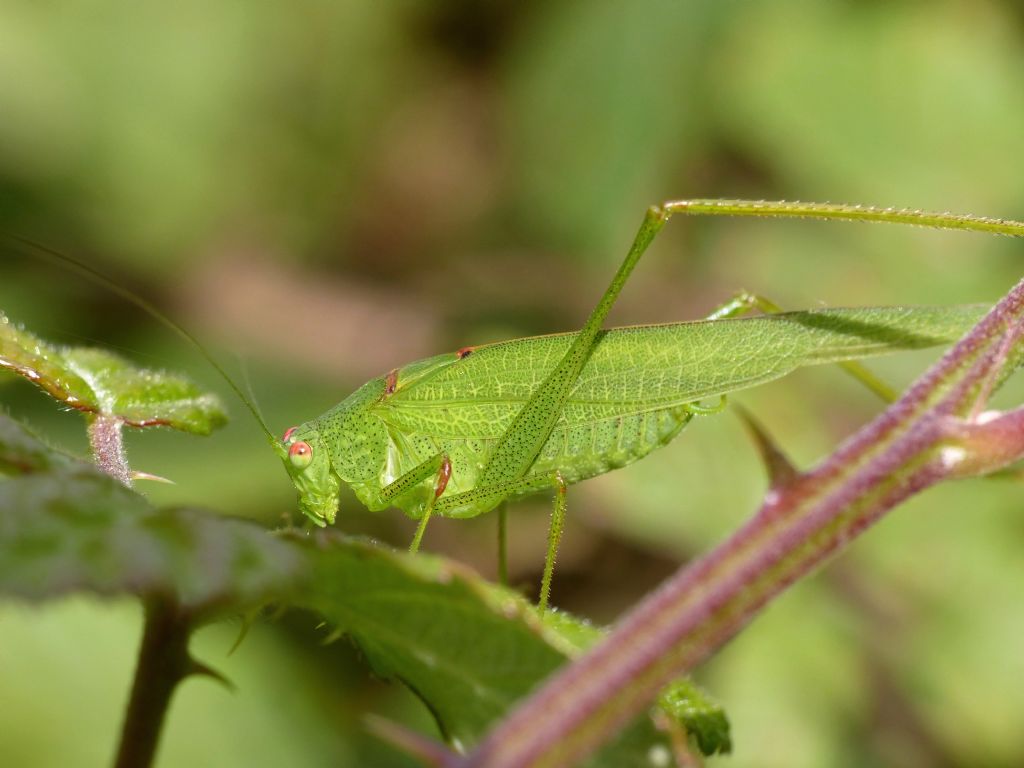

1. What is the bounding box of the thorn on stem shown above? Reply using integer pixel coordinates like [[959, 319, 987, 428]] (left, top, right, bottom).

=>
[[732, 403, 799, 490], [321, 628, 345, 646], [186, 656, 235, 692], [131, 471, 175, 484], [227, 608, 261, 656]]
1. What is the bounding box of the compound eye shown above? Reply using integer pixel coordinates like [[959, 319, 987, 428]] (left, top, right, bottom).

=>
[[288, 440, 313, 469], [282, 426, 298, 445]]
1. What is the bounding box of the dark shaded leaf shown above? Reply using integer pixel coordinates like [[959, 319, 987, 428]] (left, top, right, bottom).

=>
[[0, 412, 728, 764], [0, 467, 305, 615], [658, 679, 732, 756], [0, 413, 74, 475], [0, 413, 302, 615], [293, 532, 678, 766]]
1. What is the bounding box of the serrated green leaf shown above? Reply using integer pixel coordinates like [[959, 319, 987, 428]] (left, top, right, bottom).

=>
[[293, 535, 676, 767], [0, 413, 728, 764], [658, 679, 732, 757], [0, 414, 302, 614], [0, 468, 305, 615], [0, 311, 226, 434], [538, 605, 604, 653]]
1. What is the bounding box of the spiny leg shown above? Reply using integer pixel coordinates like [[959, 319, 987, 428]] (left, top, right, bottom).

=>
[[684, 397, 728, 416], [703, 290, 780, 321], [473, 207, 672, 491], [436, 472, 564, 518], [459, 200, 1021, 595], [409, 455, 452, 554], [497, 502, 509, 586], [664, 199, 1024, 397], [538, 473, 567, 614], [435, 472, 569, 607], [378, 452, 452, 553], [459, 206, 677, 601], [427, 208, 671, 602]]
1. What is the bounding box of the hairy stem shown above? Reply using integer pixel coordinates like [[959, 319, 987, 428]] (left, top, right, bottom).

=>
[[113, 600, 193, 768], [87, 414, 132, 487], [458, 278, 1024, 768]]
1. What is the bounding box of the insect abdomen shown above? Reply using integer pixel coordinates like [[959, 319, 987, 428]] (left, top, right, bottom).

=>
[[526, 405, 694, 486]]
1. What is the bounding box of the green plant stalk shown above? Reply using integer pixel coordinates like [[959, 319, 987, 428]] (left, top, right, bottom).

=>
[[457, 278, 1024, 768], [113, 600, 194, 768]]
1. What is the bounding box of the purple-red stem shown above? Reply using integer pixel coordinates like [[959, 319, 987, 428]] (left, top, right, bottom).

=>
[[458, 277, 1024, 768], [87, 413, 132, 487]]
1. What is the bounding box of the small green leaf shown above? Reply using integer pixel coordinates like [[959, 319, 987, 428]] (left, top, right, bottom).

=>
[[0, 311, 226, 434], [658, 679, 732, 756], [538, 606, 603, 653]]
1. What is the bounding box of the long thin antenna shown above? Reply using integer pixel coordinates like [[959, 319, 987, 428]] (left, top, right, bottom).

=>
[[5, 233, 280, 447], [237, 352, 271, 432]]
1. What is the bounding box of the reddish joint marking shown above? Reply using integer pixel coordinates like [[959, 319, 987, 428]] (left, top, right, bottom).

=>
[[435, 456, 452, 498], [456, 346, 476, 359], [127, 418, 173, 428], [282, 426, 298, 443], [383, 369, 399, 396]]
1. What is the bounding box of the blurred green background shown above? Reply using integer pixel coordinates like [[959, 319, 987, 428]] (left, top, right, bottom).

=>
[[3, 1, 1024, 766]]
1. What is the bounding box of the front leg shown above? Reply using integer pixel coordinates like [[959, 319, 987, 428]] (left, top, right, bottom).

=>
[[379, 452, 452, 553]]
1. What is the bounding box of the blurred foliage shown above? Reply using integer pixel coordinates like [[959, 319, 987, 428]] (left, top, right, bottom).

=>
[[0, 412, 727, 764], [2, 0, 1024, 766], [658, 679, 733, 758]]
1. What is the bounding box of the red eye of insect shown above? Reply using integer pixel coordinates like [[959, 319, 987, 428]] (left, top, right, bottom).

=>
[[288, 440, 313, 469], [282, 426, 298, 444]]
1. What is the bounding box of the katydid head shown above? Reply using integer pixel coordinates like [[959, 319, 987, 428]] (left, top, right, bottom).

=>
[[18, 236, 350, 526], [280, 423, 340, 526]]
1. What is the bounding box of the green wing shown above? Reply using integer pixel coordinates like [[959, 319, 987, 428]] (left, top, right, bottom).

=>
[[376, 304, 987, 440]]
